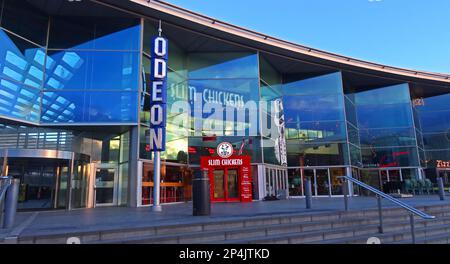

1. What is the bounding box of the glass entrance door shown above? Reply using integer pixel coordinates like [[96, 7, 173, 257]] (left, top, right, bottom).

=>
[[213, 169, 226, 200], [227, 169, 239, 199], [315, 169, 330, 196], [212, 168, 240, 202], [94, 165, 118, 207]]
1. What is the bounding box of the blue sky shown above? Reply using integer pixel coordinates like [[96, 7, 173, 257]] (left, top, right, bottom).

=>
[[165, 0, 450, 74]]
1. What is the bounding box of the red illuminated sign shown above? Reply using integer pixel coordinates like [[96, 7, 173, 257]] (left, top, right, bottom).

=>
[[437, 160, 450, 168], [200, 155, 252, 203]]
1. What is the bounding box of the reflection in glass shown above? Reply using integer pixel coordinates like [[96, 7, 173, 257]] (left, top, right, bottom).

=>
[[213, 169, 225, 199], [188, 53, 258, 79], [41, 91, 138, 123], [283, 72, 343, 96], [45, 50, 139, 91], [0, 30, 45, 88], [284, 95, 344, 123], [0, 77, 40, 122], [227, 169, 239, 199]]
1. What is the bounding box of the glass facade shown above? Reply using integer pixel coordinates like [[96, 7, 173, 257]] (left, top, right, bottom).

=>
[[0, 0, 449, 209]]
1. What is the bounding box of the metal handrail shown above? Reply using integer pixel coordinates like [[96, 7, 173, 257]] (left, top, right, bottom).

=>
[[342, 176, 435, 219], [339, 175, 435, 244]]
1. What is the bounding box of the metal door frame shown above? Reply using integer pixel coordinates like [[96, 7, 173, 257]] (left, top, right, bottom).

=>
[[93, 163, 119, 207]]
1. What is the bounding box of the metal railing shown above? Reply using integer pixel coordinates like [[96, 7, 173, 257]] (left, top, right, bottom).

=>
[[339, 176, 435, 244]]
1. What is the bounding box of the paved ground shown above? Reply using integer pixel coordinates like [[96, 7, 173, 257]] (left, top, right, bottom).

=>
[[2, 195, 450, 239]]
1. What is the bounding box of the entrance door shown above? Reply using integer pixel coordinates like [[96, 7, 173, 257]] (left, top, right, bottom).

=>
[[94, 165, 118, 207], [212, 168, 240, 202], [315, 169, 330, 196]]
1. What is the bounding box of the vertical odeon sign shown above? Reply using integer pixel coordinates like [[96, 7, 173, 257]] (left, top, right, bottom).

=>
[[149, 36, 168, 151]]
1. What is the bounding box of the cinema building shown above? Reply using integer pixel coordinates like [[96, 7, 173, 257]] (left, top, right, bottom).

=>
[[1, 0, 450, 211]]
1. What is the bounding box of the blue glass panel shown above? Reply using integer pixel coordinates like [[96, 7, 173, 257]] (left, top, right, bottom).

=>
[[1, 0, 48, 46], [0, 77, 40, 122], [357, 103, 413, 129], [188, 78, 260, 115], [345, 96, 357, 126], [188, 53, 258, 79], [284, 94, 344, 123], [418, 110, 450, 133], [286, 142, 349, 166], [41, 91, 137, 123], [361, 147, 419, 167], [347, 123, 360, 146], [282, 72, 343, 95], [349, 144, 362, 166], [48, 16, 141, 51], [423, 133, 450, 150], [286, 121, 346, 143], [355, 84, 410, 105], [417, 93, 450, 112], [45, 51, 139, 90], [0, 30, 44, 88], [359, 127, 417, 147]]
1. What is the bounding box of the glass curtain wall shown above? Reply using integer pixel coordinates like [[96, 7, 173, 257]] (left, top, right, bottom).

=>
[[282, 71, 348, 196], [414, 91, 450, 184], [42, 8, 141, 124], [0, 0, 141, 124], [259, 56, 285, 165], [350, 83, 420, 192], [283, 72, 349, 167]]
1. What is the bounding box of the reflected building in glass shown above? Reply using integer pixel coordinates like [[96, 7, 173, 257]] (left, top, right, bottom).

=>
[[0, 0, 449, 210]]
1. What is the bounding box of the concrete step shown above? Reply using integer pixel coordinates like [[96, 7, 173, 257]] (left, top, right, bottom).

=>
[[95, 216, 377, 244], [14, 203, 450, 244], [315, 222, 450, 244], [85, 208, 450, 244], [215, 216, 450, 244]]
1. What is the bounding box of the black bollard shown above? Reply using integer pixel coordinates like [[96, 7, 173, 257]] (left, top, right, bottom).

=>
[[437, 177, 445, 201], [305, 176, 313, 209], [3, 178, 19, 229], [193, 169, 211, 216]]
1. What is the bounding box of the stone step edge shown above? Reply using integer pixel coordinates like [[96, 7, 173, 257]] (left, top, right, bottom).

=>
[[311, 223, 450, 244], [95, 214, 450, 245], [15, 203, 450, 242], [214, 221, 450, 245]]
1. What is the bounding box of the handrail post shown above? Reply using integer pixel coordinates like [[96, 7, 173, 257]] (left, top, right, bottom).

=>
[[437, 177, 445, 201], [343, 178, 349, 211], [410, 214, 416, 244], [377, 195, 384, 233]]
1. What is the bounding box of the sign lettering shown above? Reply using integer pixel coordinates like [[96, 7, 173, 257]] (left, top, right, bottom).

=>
[[149, 36, 168, 151]]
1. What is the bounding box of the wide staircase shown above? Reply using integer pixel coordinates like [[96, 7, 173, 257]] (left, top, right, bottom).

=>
[[7, 203, 450, 244], [3, 176, 450, 244]]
